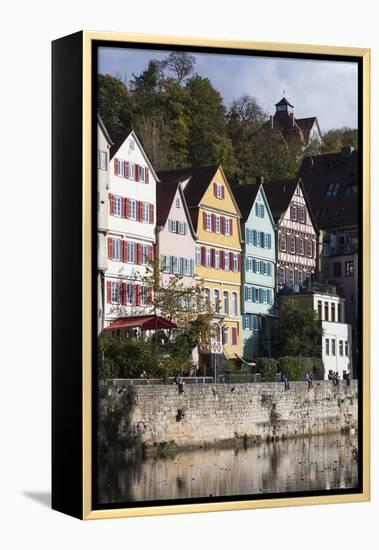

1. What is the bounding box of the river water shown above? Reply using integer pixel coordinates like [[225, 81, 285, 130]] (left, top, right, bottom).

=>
[[97, 432, 358, 504]]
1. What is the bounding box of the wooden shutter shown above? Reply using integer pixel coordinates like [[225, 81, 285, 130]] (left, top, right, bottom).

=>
[[220, 250, 225, 269], [238, 254, 241, 272], [114, 158, 118, 175], [121, 198, 126, 218], [109, 193, 114, 215], [135, 284, 141, 306], [213, 182, 217, 196], [137, 201, 142, 221], [229, 252, 233, 268], [232, 327, 237, 346], [221, 185, 225, 199], [145, 167, 149, 183], [107, 238, 113, 259], [220, 216, 225, 235], [203, 211, 207, 229], [123, 161, 128, 178], [123, 241, 128, 263], [210, 248, 215, 268], [148, 287, 153, 303], [121, 282, 126, 305], [106, 281, 112, 303], [136, 244, 142, 264], [211, 214, 216, 232], [149, 204, 154, 224], [229, 219, 233, 236], [201, 247, 206, 266]]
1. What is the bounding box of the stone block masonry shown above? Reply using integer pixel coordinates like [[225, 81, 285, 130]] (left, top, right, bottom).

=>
[[98, 380, 358, 451]]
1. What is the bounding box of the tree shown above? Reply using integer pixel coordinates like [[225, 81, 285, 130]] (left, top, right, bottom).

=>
[[276, 300, 323, 357], [97, 74, 134, 136], [321, 127, 358, 153], [160, 52, 196, 84]]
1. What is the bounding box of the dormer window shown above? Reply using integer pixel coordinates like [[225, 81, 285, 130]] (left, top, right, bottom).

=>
[[129, 139, 135, 151], [176, 197, 180, 208], [326, 182, 341, 197]]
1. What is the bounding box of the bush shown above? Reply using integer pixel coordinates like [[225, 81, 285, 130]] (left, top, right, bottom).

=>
[[279, 356, 323, 381], [257, 358, 278, 382]]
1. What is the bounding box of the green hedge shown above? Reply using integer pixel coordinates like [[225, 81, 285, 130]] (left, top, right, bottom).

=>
[[257, 358, 278, 382], [279, 356, 324, 381]]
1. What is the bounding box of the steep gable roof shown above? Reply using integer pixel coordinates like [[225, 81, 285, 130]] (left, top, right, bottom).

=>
[[156, 179, 197, 238], [109, 129, 160, 182], [97, 114, 113, 145], [275, 97, 294, 108], [157, 165, 220, 207], [298, 149, 358, 230], [232, 183, 275, 228]]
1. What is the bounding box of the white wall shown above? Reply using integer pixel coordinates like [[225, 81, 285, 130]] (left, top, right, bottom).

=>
[[2, 2, 378, 550]]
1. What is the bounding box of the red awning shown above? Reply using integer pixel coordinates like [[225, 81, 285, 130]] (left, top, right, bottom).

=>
[[105, 315, 177, 331]]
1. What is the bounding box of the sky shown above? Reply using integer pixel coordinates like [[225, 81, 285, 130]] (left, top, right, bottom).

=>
[[98, 47, 358, 131]]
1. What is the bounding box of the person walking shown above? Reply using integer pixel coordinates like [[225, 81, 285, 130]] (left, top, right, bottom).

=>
[[174, 373, 184, 393]]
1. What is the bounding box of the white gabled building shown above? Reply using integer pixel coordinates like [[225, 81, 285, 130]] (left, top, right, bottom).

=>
[[103, 130, 159, 327], [97, 116, 112, 335], [279, 285, 352, 379]]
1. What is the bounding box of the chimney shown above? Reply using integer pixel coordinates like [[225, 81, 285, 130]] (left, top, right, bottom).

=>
[[256, 176, 265, 185], [270, 115, 274, 129]]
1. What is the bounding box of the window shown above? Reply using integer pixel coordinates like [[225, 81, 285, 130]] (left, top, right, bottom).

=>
[[289, 269, 294, 285], [339, 340, 343, 356], [178, 222, 187, 235], [111, 282, 120, 303], [204, 288, 210, 304], [141, 244, 149, 265], [142, 202, 150, 223], [111, 239, 121, 261], [223, 291, 229, 315], [326, 182, 341, 197], [172, 256, 180, 274], [195, 247, 201, 266], [169, 220, 177, 233], [331, 303, 336, 322], [129, 139, 135, 151], [184, 258, 192, 276], [256, 202, 265, 218], [129, 199, 137, 220], [116, 159, 124, 177], [280, 233, 286, 251], [290, 205, 297, 221], [222, 327, 229, 345], [290, 236, 296, 254], [278, 267, 285, 285], [317, 300, 322, 320], [162, 255, 170, 273], [215, 216, 221, 234], [99, 150, 107, 170], [127, 284, 134, 305], [214, 289, 220, 313], [331, 339, 336, 356], [255, 288, 260, 303], [129, 162, 135, 180], [324, 302, 329, 321], [232, 292, 238, 316], [114, 195, 122, 217], [224, 252, 230, 271], [215, 250, 220, 269], [299, 238, 304, 256], [325, 338, 330, 356], [345, 261, 354, 277], [225, 218, 230, 236], [205, 213, 212, 231], [233, 254, 238, 272], [206, 248, 211, 267], [299, 208, 306, 223], [338, 304, 342, 322], [345, 341, 349, 356], [264, 233, 270, 249], [333, 262, 342, 277], [140, 287, 148, 305], [307, 240, 313, 258], [231, 327, 238, 346], [139, 166, 145, 183], [215, 183, 223, 199], [175, 197, 180, 208]]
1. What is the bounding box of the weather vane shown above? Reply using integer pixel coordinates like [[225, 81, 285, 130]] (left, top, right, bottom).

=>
[[283, 89, 286, 96]]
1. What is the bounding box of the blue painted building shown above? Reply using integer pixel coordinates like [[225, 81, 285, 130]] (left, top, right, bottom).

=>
[[232, 183, 276, 359]]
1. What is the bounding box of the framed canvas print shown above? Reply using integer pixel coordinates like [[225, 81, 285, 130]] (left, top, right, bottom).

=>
[[52, 31, 370, 520]]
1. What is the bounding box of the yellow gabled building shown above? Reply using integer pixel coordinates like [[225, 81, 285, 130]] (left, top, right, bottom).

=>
[[158, 164, 242, 373]]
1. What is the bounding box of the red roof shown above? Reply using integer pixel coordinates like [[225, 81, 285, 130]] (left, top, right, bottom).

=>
[[105, 315, 177, 331]]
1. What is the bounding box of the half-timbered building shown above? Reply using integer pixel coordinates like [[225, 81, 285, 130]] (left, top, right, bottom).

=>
[[263, 177, 318, 289]]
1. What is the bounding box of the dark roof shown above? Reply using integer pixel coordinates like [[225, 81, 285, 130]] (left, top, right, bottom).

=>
[[156, 180, 180, 226], [262, 179, 299, 221], [298, 149, 359, 230], [157, 165, 220, 207], [232, 184, 261, 221], [110, 132, 131, 159], [275, 97, 294, 108]]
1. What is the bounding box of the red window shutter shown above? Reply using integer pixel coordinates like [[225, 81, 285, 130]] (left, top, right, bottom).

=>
[[121, 282, 126, 304], [149, 246, 154, 261], [148, 287, 153, 303], [109, 193, 114, 215], [210, 248, 215, 267], [107, 237, 113, 259], [125, 198, 130, 218], [221, 217, 225, 235], [229, 252, 234, 268], [201, 246, 206, 266], [136, 244, 142, 264], [123, 241, 128, 263], [221, 186, 225, 199], [213, 182, 217, 196], [121, 198, 126, 218], [220, 250, 225, 269], [124, 161, 129, 178], [106, 281, 112, 303], [238, 254, 241, 272], [114, 158, 118, 175], [137, 201, 142, 222], [145, 167, 149, 184], [232, 327, 237, 346], [229, 219, 233, 235], [211, 214, 216, 232], [135, 284, 141, 306], [203, 211, 207, 229], [135, 165, 140, 181], [149, 204, 154, 224]]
